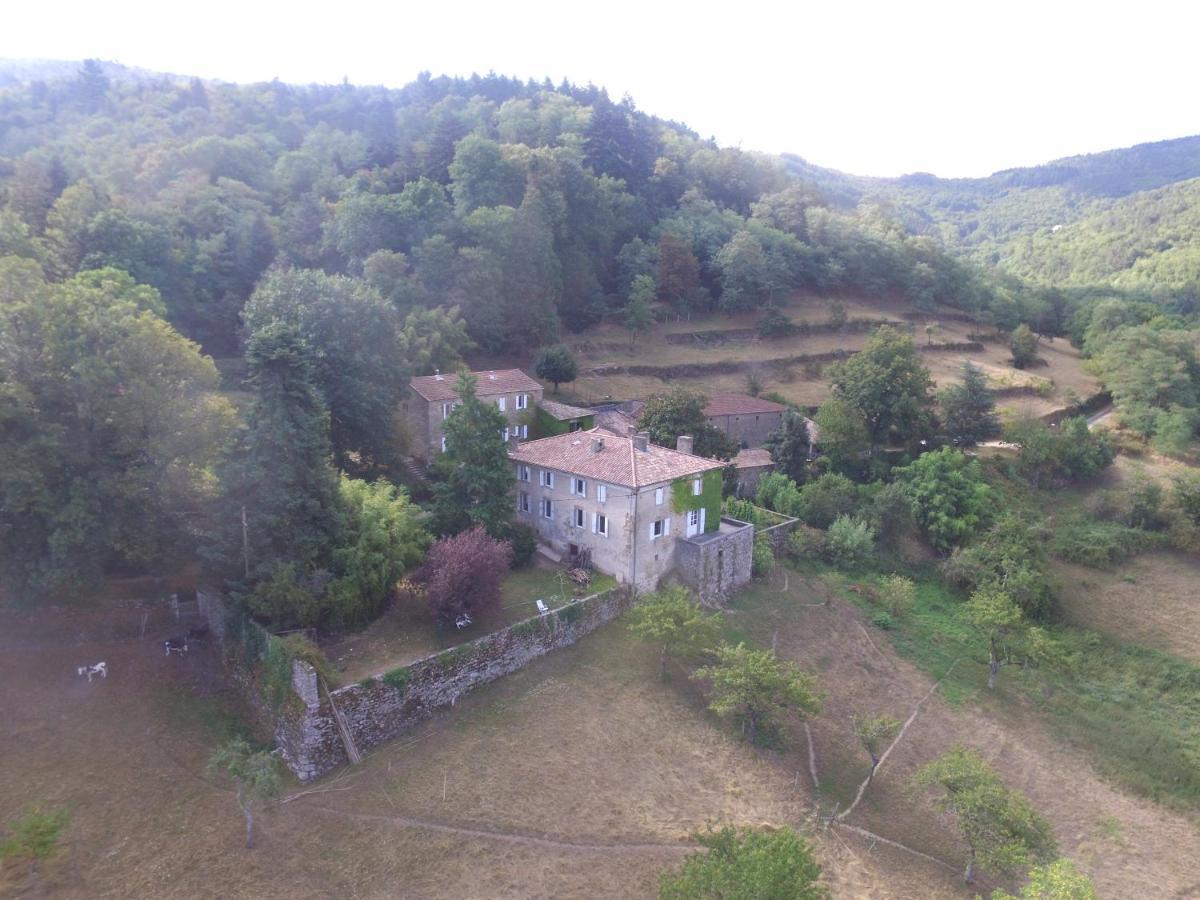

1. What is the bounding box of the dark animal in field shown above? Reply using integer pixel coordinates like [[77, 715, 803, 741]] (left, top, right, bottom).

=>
[[76, 661, 107, 681], [164, 636, 188, 656]]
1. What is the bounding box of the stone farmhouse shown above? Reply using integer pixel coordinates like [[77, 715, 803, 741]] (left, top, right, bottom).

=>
[[406, 369, 543, 462], [509, 428, 754, 597]]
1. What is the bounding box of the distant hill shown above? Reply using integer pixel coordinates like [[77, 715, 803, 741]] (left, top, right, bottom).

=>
[[784, 136, 1200, 293]]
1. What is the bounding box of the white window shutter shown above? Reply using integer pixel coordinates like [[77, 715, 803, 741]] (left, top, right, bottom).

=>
[[665, 517, 671, 536]]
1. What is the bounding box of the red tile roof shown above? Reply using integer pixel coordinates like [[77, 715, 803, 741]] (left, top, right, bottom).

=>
[[410, 369, 542, 403], [703, 393, 787, 417], [733, 448, 774, 469], [509, 427, 723, 489]]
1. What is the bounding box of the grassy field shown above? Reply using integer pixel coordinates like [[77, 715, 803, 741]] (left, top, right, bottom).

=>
[[0, 598, 962, 899], [725, 563, 1200, 898], [546, 294, 1099, 419], [324, 561, 617, 683]]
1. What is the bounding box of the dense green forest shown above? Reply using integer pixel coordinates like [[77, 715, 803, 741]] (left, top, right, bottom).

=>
[[0, 58, 1046, 361]]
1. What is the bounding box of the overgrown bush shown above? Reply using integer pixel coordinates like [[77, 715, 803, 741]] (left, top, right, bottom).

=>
[[505, 521, 538, 568], [794, 473, 863, 529], [1087, 477, 1167, 530], [877, 574, 916, 617], [660, 825, 827, 899], [941, 514, 1052, 617], [757, 306, 794, 338], [787, 525, 826, 561], [1050, 519, 1160, 568], [868, 481, 915, 552], [724, 497, 762, 526], [824, 516, 876, 567], [416, 526, 512, 625], [752, 533, 776, 577], [1006, 416, 1115, 488], [895, 448, 992, 551]]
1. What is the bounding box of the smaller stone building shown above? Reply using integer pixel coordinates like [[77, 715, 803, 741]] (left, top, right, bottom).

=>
[[406, 369, 543, 462], [731, 447, 774, 497], [703, 393, 787, 448]]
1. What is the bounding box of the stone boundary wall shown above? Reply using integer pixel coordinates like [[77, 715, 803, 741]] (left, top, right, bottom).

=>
[[277, 586, 635, 781]]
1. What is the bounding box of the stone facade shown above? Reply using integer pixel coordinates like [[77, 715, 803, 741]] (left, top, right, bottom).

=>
[[406, 370, 543, 462], [706, 408, 784, 449], [514, 462, 722, 591], [675, 516, 756, 602], [275, 587, 634, 781]]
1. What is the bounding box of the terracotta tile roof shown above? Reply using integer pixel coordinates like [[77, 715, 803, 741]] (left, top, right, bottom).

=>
[[410, 369, 542, 403], [509, 427, 723, 489], [538, 399, 594, 420], [733, 448, 774, 469], [703, 393, 787, 417]]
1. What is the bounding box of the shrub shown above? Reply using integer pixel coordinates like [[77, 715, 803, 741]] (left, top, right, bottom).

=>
[[757, 306, 793, 338], [660, 825, 827, 900], [868, 481, 915, 551], [1005, 416, 1115, 487], [1050, 519, 1160, 568], [871, 610, 894, 630], [795, 472, 862, 529], [787, 525, 826, 561], [505, 521, 538, 568], [381, 666, 411, 694], [895, 448, 992, 551], [877, 574, 916, 617], [1087, 477, 1167, 530], [824, 515, 876, 567], [416, 526, 512, 625], [724, 497, 762, 526], [752, 533, 776, 577]]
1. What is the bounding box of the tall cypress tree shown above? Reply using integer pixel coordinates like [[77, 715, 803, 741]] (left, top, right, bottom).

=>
[[217, 322, 340, 579]]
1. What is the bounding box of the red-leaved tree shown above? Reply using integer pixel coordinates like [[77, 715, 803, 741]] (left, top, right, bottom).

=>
[[416, 526, 512, 624]]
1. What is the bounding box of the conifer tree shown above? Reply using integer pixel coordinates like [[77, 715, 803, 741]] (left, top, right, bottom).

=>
[[940, 361, 1000, 446], [431, 374, 514, 538]]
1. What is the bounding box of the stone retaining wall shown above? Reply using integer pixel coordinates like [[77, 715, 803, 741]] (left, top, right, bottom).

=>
[[277, 587, 635, 781]]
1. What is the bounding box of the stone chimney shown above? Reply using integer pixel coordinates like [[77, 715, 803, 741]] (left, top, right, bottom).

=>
[[633, 431, 650, 452], [676, 435, 694, 455], [590, 436, 605, 453]]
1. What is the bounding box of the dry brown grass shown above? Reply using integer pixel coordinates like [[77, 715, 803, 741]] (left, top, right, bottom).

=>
[[555, 294, 1099, 418], [737, 569, 1200, 899], [0, 600, 959, 899], [1052, 552, 1200, 664]]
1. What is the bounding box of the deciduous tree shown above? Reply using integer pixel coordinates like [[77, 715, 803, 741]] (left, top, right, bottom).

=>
[[764, 409, 811, 482], [416, 526, 512, 625], [660, 825, 828, 900], [533, 344, 578, 393], [627, 585, 722, 679], [828, 326, 933, 449], [915, 746, 1057, 884], [208, 738, 281, 849], [638, 388, 738, 460], [694, 643, 821, 745]]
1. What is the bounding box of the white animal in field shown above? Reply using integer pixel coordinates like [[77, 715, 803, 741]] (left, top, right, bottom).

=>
[[454, 613, 472, 630], [164, 636, 188, 656], [76, 661, 107, 682]]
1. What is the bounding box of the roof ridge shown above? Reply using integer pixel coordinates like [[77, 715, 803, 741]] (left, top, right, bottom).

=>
[[629, 434, 638, 486]]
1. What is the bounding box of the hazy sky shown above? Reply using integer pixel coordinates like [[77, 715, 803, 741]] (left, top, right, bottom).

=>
[[6, 0, 1197, 177]]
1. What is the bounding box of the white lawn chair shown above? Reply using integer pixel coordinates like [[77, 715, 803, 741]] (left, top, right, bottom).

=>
[[536, 599, 550, 616]]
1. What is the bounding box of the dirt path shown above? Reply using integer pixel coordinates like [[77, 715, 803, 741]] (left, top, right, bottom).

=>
[[756, 582, 1200, 898]]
